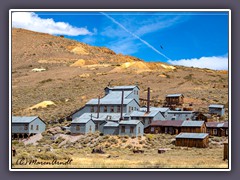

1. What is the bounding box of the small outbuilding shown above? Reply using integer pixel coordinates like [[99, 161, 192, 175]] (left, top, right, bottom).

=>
[[119, 120, 144, 137], [12, 116, 46, 139], [164, 94, 184, 107], [175, 133, 209, 148], [209, 104, 225, 116], [70, 117, 95, 135], [103, 121, 119, 135]]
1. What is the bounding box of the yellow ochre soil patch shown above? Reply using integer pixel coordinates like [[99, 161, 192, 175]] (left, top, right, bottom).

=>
[[28, 101, 56, 110]]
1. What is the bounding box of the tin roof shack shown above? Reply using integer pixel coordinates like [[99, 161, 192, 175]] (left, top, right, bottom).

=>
[[72, 88, 140, 120], [12, 116, 46, 139], [164, 94, 184, 108], [145, 120, 183, 135], [206, 122, 228, 136], [70, 118, 95, 135], [175, 133, 209, 148], [165, 111, 195, 121], [209, 104, 225, 117], [119, 120, 144, 137], [181, 121, 206, 133], [103, 122, 119, 135]]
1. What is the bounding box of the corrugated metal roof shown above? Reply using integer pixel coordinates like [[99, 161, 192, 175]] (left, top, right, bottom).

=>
[[209, 104, 224, 108], [206, 122, 228, 128], [130, 110, 160, 117], [109, 85, 139, 90], [71, 117, 91, 123], [104, 121, 119, 127], [166, 94, 183, 97], [176, 133, 208, 139], [167, 111, 194, 114], [12, 116, 38, 123], [86, 98, 133, 105], [139, 107, 169, 112], [74, 113, 122, 121], [150, 120, 184, 127], [119, 120, 141, 125], [181, 121, 204, 127]]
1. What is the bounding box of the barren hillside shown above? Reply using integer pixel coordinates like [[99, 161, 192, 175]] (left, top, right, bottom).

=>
[[11, 28, 229, 122]]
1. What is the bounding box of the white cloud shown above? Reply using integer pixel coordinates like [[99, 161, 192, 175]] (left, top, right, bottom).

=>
[[12, 12, 92, 36], [168, 55, 228, 70]]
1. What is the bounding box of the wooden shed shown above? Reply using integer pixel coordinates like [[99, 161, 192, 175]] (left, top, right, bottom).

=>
[[70, 117, 95, 135], [181, 121, 206, 133], [209, 104, 225, 117], [103, 121, 119, 135], [119, 120, 144, 137], [12, 116, 46, 139], [175, 133, 209, 148], [164, 94, 184, 107], [206, 122, 228, 136], [145, 120, 183, 135]]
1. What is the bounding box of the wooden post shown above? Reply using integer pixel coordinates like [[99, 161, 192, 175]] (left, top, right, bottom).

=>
[[223, 141, 228, 160]]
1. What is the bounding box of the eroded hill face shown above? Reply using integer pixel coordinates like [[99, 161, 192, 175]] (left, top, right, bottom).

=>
[[12, 28, 229, 122]]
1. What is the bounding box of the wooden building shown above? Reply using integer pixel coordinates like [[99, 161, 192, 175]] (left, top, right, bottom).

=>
[[175, 133, 209, 148], [145, 120, 183, 135], [181, 121, 206, 133], [206, 122, 228, 136], [12, 116, 46, 139], [195, 113, 212, 122], [164, 94, 184, 108]]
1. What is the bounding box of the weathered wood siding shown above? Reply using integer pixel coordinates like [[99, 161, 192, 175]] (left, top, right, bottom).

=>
[[175, 137, 209, 148]]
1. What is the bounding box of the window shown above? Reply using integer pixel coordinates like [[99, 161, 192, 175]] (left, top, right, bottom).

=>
[[95, 123, 99, 130], [136, 91, 138, 95], [36, 125, 39, 131], [226, 129, 228, 135], [129, 106, 131, 112], [91, 106, 94, 113], [213, 129, 217, 135], [117, 106, 121, 113], [31, 125, 33, 130], [76, 125, 80, 131], [24, 125, 28, 130], [148, 119, 152, 124], [207, 129, 210, 133], [104, 106, 107, 112], [131, 107, 134, 111], [151, 127, 154, 132], [110, 106, 114, 112], [89, 125, 92, 132], [138, 127, 141, 134], [130, 127, 134, 133], [121, 126, 125, 133]]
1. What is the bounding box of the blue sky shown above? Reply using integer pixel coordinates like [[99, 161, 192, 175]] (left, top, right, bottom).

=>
[[12, 11, 229, 70]]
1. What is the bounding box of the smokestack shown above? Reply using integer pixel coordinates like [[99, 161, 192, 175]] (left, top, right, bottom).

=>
[[97, 96, 100, 118], [120, 90, 124, 120], [147, 87, 150, 113]]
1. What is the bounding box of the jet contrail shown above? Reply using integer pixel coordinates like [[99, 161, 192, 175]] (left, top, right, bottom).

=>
[[100, 12, 171, 61]]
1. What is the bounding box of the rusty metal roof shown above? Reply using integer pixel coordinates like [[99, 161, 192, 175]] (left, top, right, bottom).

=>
[[206, 121, 228, 128], [150, 120, 184, 127]]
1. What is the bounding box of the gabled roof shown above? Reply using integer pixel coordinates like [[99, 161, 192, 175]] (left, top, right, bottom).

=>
[[119, 120, 141, 125], [12, 116, 46, 124], [209, 104, 224, 108], [176, 133, 208, 139], [206, 122, 228, 128], [166, 94, 183, 98], [150, 120, 184, 127], [181, 121, 205, 127], [71, 117, 93, 124], [104, 121, 119, 127]]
